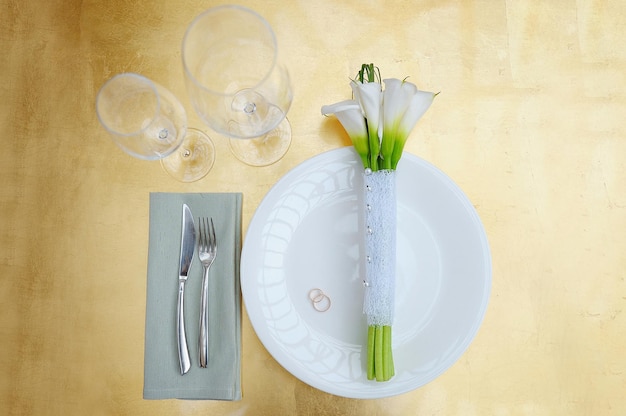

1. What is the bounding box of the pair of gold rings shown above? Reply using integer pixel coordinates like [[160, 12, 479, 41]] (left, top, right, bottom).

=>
[[308, 288, 331, 312]]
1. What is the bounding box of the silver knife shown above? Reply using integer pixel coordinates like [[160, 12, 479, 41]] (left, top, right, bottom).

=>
[[177, 203, 196, 375]]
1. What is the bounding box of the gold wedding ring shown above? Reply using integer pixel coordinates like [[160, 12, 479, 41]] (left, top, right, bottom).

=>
[[308, 288, 331, 312]]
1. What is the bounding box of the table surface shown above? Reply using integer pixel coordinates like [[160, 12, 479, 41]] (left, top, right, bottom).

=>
[[2, 1, 625, 414]]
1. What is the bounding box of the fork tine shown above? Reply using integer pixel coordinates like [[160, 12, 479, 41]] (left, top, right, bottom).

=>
[[197, 217, 202, 251], [209, 217, 216, 251], [204, 218, 209, 250], [199, 217, 205, 252], [201, 217, 205, 248]]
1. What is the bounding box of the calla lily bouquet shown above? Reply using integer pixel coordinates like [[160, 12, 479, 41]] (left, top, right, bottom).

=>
[[322, 64, 436, 171], [322, 64, 436, 382]]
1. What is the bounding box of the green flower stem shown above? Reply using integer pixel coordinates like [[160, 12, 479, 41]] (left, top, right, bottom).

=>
[[367, 324, 394, 381], [390, 137, 407, 170], [381, 148, 393, 170], [358, 63, 378, 83], [383, 325, 392, 380], [367, 326, 373, 380], [368, 127, 380, 171], [351, 132, 370, 169], [380, 128, 395, 170], [356, 147, 370, 170], [375, 325, 384, 381]]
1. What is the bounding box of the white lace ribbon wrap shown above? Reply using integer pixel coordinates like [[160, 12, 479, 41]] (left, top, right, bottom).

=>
[[362, 169, 396, 326]]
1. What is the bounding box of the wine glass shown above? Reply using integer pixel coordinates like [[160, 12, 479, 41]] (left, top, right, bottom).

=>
[[182, 5, 292, 167], [96, 72, 215, 182]]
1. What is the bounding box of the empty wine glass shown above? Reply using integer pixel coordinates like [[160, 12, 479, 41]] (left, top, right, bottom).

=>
[[96, 72, 215, 182], [182, 5, 292, 167]]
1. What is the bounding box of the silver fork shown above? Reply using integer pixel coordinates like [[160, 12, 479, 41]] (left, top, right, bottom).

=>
[[197, 217, 217, 368]]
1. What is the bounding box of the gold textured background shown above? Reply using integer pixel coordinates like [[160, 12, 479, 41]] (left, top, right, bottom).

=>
[[2, 0, 625, 414]]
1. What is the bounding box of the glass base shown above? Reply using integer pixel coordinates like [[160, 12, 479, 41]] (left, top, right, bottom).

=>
[[161, 128, 215, 182], [228, 118, 291, 167]]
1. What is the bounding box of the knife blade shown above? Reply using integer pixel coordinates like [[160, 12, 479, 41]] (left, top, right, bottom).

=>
[[176, 203, 196, 375]]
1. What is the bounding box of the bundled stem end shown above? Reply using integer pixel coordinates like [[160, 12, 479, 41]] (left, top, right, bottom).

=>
[[366, 324, 394, 381]]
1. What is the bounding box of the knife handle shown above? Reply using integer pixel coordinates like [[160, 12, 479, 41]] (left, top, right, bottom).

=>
[[177, 280, 191, 375], [198, 266, 210, 368]]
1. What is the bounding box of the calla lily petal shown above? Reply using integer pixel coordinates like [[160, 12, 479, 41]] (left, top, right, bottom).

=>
[[397, 90, 435, 137], [351, 81, 382, 123], [321, 100, 361, 116], [382, 79, 416, 126]]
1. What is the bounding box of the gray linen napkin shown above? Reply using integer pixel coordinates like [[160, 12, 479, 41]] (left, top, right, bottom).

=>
[[143, 192, 242, 400]]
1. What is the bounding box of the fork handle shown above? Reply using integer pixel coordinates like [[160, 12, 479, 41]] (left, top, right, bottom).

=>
[[177, 280, 191, 375], [198, 266, 210, 368]]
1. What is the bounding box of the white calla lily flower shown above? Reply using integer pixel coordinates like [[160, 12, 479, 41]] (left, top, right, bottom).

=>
[[322, 100, 370, 168], [391, 89, 436, 168], [380, 79, 417, 169], [351, 81, 383, 169]]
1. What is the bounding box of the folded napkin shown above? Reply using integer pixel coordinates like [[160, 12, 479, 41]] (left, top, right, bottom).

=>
[[143, 192, 242, 400]]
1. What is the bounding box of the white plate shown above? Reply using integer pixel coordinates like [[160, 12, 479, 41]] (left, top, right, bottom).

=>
[[241, 147, 491, 398]]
